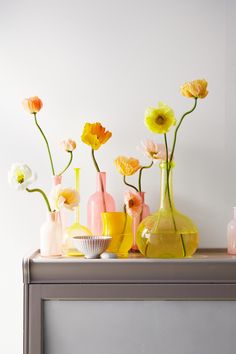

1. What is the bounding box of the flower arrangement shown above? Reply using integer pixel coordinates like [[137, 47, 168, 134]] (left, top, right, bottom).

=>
[[137, 79, 208, 257], [9, 79, 208, 259]]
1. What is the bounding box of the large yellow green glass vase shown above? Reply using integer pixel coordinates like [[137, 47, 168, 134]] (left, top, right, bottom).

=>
[[137, 162, 199, 258], [102, 212, 133, 257]]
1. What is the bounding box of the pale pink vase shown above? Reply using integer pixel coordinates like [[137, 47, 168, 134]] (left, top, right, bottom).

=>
[[227, 207, 236, 255], [87, 172, 116, 235], [40, 211, 63, 257], [131, 192, 150, 252]]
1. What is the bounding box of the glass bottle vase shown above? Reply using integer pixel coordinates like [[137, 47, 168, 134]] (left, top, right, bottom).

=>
[[87, 172, 116, 235], [137, 162, 199, 258], [40, 211, 63, 257]]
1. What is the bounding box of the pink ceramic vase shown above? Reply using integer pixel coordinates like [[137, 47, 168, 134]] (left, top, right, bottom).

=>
[[87, 172, 116, 235], [131, 192, 150, 252], [40, 211, 63, 257]]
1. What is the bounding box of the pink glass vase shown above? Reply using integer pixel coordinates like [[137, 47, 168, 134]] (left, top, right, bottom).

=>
[[227, 207, 236, 255], [52, 175, 62, 186], [40, 211, 63, 257], [87, 172, 116, 235], [131, 192, 150, 252]]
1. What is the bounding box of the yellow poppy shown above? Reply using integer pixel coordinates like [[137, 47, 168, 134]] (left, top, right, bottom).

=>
[[81, 122, 112, 150], [180, 79, 208, 99], [144, 102, 176, 134], [114, 156, 141, 176]]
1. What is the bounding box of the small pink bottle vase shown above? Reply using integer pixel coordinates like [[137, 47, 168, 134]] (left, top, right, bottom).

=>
[[227, 207, 236, 255], [87, 172, 116, 235], [40, 211, 63, 257], [131, 192, 150, 252]]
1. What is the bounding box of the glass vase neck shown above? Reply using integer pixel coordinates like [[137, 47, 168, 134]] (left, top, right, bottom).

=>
[[159, 161, 175, 211], [96, 172, 106, 192], [47, 210, 60, 222], [52, 175, 62, 186]]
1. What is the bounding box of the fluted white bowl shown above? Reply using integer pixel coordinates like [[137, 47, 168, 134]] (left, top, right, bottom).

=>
[[72, 236, 112, 259]]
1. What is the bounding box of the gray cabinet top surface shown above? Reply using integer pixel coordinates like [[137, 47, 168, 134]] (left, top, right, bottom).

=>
[[23, 249, 236, 284]]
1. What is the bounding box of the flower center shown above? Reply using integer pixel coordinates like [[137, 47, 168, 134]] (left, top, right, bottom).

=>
[[128, 199, 135, 208], [16, 172, 25, 184], [155, 115, 165, 125]]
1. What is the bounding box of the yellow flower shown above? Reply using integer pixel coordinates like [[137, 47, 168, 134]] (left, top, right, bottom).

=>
[[180, 79, 208, 99], [22, 96, 43, 114], [144, 102, 176, 134], [114, 156, 141, 176], [81, 122, 112, 150]]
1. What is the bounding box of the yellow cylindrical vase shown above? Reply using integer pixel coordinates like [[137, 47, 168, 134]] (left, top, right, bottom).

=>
[[102, 212, 133, 257]]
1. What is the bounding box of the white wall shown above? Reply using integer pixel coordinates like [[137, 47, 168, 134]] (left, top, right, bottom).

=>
[[0, 0, 235, 352]]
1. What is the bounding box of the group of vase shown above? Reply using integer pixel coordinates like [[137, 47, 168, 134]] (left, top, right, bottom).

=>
[[40, 163, 199, 259]]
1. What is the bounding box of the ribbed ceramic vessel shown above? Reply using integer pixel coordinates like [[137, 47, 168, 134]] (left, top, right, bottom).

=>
[[72, 236, 111, 259]]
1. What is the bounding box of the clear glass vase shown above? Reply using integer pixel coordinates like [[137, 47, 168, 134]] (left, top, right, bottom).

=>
[[137, 162, 199, 258], [102, 212, 133, 257], [87, 172, 116, 235]]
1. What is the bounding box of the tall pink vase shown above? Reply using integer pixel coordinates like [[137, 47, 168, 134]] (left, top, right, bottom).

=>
[[87, 172, 116, 235], [131, 192, 150, 252]]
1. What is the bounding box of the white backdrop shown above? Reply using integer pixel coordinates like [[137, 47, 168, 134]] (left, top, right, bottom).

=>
[[0, 0, 235, 352]]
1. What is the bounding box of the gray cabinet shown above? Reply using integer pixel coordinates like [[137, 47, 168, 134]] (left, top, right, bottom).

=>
[[23, 249, 236, 354]]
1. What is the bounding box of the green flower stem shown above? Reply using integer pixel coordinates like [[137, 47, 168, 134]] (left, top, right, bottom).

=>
[[123, 176, 139, 192], [91, 149, 106, 212], [58, 151, 73, 176], [138, 161, 154, 192], [164, 134, 186, 257], [169, 98, 198, 163], [26, 187, 51, 212], [91, 149, 100, 172], [33, 113, 55, 176]]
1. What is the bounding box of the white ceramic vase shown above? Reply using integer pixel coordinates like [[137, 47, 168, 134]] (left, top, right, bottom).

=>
[[40, 211, 63, 257]]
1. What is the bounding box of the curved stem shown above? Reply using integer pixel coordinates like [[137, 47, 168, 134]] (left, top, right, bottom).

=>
[[33, 113, 55, 175], [58, 151, 73, 176], [91, 149, 100, 172], [91, 150, 106, 211], [164, 134, 174, 225], [164, 134, 186, 257], [169, 98, 198, 163], [26, 187, 51, 212], [123, 176, 139, 192], [138, 161, 154, 192]]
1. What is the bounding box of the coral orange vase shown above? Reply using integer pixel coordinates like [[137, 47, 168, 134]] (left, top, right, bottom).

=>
[[131, 192, 150, 252], [87, 172, 116, 235]]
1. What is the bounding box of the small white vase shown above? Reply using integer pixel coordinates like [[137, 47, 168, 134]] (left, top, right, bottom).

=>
[[40, 211, 63, 257]]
